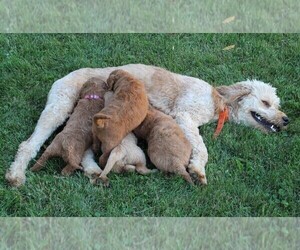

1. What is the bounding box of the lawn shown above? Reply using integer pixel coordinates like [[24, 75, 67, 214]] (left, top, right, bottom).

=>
[[0, 34, 299, 216]]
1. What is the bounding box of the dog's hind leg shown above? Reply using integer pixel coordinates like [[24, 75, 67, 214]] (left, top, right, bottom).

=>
[[99, 139, 122, 167], [175, 113, 208, 185], [6, 72, 85, 187], [61, 148, 83, 176], [97, 147, 125, 186], [99, 152, 111, 168], [61, 163, 82, 176], [30, 152, 51, 172], [30, 141, 62, 172], [175, 166, 194, 185]]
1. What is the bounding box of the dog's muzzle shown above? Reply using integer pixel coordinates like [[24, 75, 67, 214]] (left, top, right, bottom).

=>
[[282, 116, 289, 126], [250, 111, 283, 132]]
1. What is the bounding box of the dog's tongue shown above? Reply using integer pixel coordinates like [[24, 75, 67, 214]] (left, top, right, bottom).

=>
[[213, 107, 229, 138]]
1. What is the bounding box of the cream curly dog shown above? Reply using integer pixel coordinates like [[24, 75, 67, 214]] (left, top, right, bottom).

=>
[[6, 64, 289, 187]]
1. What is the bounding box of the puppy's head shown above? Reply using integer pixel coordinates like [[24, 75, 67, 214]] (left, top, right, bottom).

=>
[[107, 69, 129, 91], [79, 77, 108, 99], [217, 80, 289, 133]]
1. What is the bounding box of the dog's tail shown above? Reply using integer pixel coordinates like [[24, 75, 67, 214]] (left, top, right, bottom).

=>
[[93, 113, 111, 128], [30, 152, 51, 171]]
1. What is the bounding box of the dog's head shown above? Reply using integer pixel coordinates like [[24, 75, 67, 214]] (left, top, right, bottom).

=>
[[80, 77, 107, 98], [107, 69, 130, 91], [217, 80, 289, 133]]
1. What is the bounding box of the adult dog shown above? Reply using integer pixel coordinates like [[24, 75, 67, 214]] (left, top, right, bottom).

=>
[[6, 64, 289, 187]]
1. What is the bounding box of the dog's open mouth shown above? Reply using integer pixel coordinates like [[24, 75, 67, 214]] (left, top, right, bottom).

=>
[[250, 111, 280, 132]]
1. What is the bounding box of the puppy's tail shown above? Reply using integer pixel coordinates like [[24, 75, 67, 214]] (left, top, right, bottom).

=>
[[30, 152, 50, 171], [31, 142, 61, 172], [93, 113, 111, 128]]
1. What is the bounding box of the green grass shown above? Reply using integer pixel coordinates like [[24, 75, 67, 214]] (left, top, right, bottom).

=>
[[0, 34, 299, 216]]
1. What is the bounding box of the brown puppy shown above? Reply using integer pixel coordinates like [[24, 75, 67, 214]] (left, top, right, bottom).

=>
[[95, 91, 155, 187], [31, 77, 107, 175], [92, 69, 148, 167], [134, 106, 193, 184]]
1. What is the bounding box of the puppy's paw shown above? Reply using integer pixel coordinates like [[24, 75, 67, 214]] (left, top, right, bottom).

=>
[[84, 167, 102, 185], [5, 170, 26, 187], [61, 165, 82, 176], [61, 168, 72, 176], [96, 176, 110, 187], [188, 164, 207, 185], [88, 173, 101, 185]]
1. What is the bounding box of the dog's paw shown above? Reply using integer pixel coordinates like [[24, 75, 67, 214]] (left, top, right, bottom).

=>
[[88, 173, 101, 185], [96, 176, 110, 188], [61, 169, 72, 176], [5, 170, 26, 187], [188, 164, 207, 185], [84, 167, 102, 184]]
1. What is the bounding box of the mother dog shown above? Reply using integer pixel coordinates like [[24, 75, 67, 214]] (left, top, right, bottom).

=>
[[6, 64, 289, 186]]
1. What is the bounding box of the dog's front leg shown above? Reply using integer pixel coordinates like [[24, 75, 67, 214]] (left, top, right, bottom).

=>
[[6, 71, 85, 187], [175, 113, 208, 185]]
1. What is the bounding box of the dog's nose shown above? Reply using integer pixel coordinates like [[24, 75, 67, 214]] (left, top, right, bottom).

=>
[[282, 116, 289, 126]]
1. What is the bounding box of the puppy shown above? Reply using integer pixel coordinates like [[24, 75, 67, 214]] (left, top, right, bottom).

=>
[[31, 77, 107, 176], [97, 132, 155, 186], [95, 92, 154, 186], [134, 106, 193, 184], [92, 69, 148, 167]]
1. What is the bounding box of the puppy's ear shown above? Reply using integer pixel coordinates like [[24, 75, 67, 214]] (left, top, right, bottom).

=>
[[102, 81, 109, 90], [107, 70, 120, 90], [216, 83, 251, 104], [93, 113, 111, 128]]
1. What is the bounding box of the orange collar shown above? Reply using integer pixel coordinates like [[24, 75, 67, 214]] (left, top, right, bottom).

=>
[[213, 106, 229, 138]]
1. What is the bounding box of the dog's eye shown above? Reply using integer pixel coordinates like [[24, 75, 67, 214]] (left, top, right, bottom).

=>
[[262, 100, 270, 107]]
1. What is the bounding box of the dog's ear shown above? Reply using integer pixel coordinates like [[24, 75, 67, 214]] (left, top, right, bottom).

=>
[[107, 69, 128, 91], [107, 70, 121, 90], [93, 113, 111, 128], [216, 83, 251, 104]]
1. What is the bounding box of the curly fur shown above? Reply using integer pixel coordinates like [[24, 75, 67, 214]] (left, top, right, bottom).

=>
[[30, 77, 107, 176], [216, 80, 288, 133], [6, 64, 288, 186], [95, 91, 154, 186], [92, 69, 148, 167], [134, 106, 193, 184]]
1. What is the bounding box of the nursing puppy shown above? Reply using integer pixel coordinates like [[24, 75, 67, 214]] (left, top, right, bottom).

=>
[[97, 132, 155, 186], [94, 91, 154, 186], [98, 133, 156, 186], [31, 78, 107, 176], [92, 69, 148, 167], [134, 106, 193, 184]]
